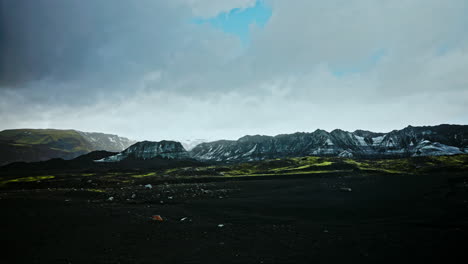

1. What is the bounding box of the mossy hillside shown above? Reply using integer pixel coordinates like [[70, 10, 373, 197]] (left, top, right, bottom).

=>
[[0, 129, 93, 152]]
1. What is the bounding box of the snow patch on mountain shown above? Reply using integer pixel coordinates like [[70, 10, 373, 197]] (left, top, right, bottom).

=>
[[372, 136, 384, 146], [338, 150, 354, 158], [412, 140, 462, 156], [78, 131, 135, 152], [243, 144, 257, 156], [354, 135, 367, 146]]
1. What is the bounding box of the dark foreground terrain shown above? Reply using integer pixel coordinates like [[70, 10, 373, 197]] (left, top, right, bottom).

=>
[[1, 156, 468, 263]]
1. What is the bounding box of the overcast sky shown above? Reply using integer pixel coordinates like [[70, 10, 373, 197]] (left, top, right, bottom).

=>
[[1, 0, 467, 141]]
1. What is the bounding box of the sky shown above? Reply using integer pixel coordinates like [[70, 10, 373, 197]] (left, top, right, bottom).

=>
[[1, 0, 467, 142]]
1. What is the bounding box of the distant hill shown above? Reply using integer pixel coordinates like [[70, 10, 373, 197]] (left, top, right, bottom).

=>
[[0, 129, 135, 165]]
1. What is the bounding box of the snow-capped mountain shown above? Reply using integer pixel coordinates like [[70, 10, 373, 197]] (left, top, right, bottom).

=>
[[78, 131, 136, 152], [189, 125, 467, 162], [96, 140, 188, 162]]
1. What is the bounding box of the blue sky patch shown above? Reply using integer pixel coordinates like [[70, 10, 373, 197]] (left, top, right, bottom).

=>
[[192, 1, 272, 45], [332, 49, 387, 77]]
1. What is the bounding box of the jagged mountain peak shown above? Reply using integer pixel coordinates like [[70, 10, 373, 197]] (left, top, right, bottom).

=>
[[312, 129, 329, 135], [331, 128, 347, 134]]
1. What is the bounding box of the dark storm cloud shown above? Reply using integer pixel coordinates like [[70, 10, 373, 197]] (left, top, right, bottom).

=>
[[0, 0, 187, 88]]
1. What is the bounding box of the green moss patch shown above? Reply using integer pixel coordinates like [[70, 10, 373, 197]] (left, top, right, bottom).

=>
[[86, 188, 106, 193], [131, 172, 158, 178], [0, 175, 55, 187]]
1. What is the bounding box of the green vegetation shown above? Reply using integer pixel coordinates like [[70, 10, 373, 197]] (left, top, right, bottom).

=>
[[0, 175, 55, 187], [131, 172, 158, 178], [86, 188, 106, 193], [150, 156, 355, 178], [0, 129, 92, 152], [223, 170, 349, 178], [155, 154, 468, 178], [0, 155, 466, 189]]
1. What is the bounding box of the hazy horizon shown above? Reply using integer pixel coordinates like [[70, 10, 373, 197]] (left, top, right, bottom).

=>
[[1, 123, 466, 143]]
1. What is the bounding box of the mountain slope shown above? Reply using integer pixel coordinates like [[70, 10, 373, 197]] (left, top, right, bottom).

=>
[[96, 140, 189, 162], [0, 129, 135, 165], [190, 125, 468, 162], [77, 131, 135, 152]]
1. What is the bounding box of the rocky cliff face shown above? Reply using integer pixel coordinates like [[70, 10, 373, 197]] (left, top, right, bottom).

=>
[[95, 140, 188, 162], [190, 125, 468, 162]]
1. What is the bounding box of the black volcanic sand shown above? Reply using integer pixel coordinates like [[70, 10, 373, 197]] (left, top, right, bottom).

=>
[[1, 172, 468, 264]]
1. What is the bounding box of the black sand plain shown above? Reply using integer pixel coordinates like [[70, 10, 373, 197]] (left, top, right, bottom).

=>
[[1, 167, 468, 264]]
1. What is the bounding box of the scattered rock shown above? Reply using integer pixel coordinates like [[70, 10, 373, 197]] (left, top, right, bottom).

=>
[[108, 197, 114, 201], [131, 193, 136, 199], [144, 184, 153, 189], [151, 215, 163, 221], [340, 187, 352, 192], [218, 224, 224, 228], [168, 196, 173, 200]]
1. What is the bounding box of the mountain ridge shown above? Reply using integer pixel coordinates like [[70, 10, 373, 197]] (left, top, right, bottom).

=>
[[190, 124, 468, 162], [1, 124, 467, 166]]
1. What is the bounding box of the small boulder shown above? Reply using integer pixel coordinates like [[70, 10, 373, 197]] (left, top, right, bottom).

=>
[[340, 187, 352, 192], [151, 215, 163, 221]]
